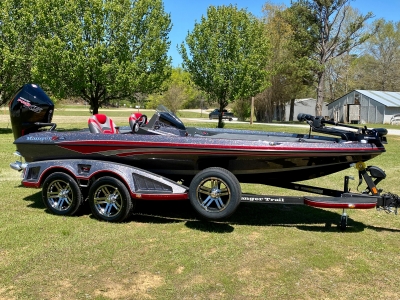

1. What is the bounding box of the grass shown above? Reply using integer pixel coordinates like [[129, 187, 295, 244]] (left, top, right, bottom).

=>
[[1, 109, 400, 299]]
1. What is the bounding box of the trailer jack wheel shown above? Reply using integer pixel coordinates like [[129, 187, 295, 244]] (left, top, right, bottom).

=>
[[340, 210, 348, 231]]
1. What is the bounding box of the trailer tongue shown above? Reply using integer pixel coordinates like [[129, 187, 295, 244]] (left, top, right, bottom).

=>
[[240, 162, 400, 230]]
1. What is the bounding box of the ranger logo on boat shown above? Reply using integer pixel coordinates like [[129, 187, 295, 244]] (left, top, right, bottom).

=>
[[26, 136, 53, 141]]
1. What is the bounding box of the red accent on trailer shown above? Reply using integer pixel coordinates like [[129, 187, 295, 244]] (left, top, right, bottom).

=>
[[304, 196, 377, 209]]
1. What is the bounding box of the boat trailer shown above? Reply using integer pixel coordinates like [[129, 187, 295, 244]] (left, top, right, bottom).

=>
[[241, 162, 400, 230], [10, 154, 399, 230]]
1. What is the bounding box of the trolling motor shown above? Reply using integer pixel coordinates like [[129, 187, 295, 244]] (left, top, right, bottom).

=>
[[297, 113, 388, 146]]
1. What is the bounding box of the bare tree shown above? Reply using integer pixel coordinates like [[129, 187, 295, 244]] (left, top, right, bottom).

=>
[[291, 0, 377, 115]]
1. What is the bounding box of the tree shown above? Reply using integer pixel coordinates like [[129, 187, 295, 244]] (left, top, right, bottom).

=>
[[291, 0, 376, 115], [147, 67, 204, 112], [255, 2, 316, 122], [325, 52, 355, 101], [358, 20, 400, 91], [0, 0, 35, 105], [32, 0, 172, 114], [179, 4, 271, 128]]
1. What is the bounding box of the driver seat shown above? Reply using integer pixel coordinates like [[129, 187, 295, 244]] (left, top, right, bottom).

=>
[[88, 114, 119, 134]]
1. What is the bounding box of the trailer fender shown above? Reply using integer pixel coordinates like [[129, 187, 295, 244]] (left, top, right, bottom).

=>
[[21, 159, 188, 200]]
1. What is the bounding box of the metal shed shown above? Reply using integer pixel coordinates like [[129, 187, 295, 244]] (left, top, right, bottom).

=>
[[327, 90, 400, 124], [285, 98, 329, 121], [273, 98, 329, 121]]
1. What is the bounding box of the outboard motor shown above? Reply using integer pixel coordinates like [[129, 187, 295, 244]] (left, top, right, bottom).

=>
[[9, 84, 54, 140]]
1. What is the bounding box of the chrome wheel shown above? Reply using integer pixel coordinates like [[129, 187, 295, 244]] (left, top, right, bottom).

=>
[[92, 184, 123, 218], [196, 177, 231, 213], [42, 172, 82, 216], [189, 167, 241, 220], [89, 176, 133, 222], [47, 180, 73, 211]]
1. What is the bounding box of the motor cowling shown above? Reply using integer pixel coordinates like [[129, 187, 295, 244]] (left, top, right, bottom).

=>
[[9, 84, 54, 140]]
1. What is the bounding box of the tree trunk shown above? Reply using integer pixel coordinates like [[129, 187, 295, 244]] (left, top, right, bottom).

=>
[[91, 96, 100, 115], [289, 98, 295, 121], [218, 103, 224, 128], [315, 71, 324, 116]]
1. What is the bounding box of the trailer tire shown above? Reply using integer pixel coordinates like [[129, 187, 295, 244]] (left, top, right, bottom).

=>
[[42, 172, 83, 216], [189, 167, 241, 220], [89, 176, 133, 222]]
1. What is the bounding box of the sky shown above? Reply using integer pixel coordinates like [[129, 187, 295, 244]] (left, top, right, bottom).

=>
[[163, 0, 400, 67]]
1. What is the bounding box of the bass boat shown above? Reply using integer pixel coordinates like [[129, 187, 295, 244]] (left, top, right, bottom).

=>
[[10, 84, 398, 227], [10, 84, 387, 185]]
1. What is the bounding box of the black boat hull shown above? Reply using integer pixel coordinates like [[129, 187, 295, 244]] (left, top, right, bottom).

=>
[[14, 130, 383, 184]]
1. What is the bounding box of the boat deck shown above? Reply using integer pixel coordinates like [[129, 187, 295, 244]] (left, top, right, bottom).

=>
[[187, 127, 341, 143]]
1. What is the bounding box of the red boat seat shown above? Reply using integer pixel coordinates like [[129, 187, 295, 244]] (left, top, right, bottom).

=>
[[88, 114, 119, 134], [129, 112, 147, 132]]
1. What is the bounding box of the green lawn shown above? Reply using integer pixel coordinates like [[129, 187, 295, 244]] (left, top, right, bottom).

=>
[[1, 111, 400, 300]]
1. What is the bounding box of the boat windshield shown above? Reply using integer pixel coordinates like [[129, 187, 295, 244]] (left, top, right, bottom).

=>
[[156, 105, 173, 114], [156, 104, 178, 118], [155, 105, 184, 126]]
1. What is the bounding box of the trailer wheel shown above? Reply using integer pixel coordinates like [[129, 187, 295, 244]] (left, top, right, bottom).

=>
[[189, 167, 241, 220], [88, 176, 133, 222], [42, 172, 83, 216]]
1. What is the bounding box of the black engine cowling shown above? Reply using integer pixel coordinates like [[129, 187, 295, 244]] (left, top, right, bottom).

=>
[[9, 84, 54, 140]]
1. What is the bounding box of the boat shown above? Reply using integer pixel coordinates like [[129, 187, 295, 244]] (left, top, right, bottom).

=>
[[9, 84, 387, 185], [9, 84, 396, 225]]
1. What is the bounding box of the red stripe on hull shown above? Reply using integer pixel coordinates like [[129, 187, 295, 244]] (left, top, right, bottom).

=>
[[58, 143, 383, 157], [57, 139, 383, 154]]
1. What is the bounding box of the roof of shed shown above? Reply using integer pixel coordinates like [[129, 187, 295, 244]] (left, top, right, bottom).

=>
[[356, 90, 400, 107], [329, 90, 400, 107]]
